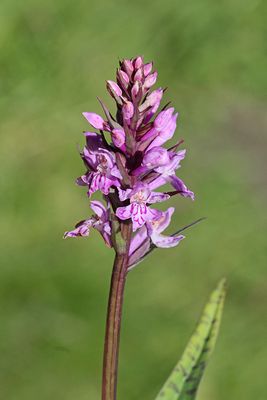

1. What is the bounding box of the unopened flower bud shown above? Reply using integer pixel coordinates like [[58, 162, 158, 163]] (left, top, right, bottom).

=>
[[121, 59, 134, 76], [131, 81, 141, 98], [106, 80, 122, 98], [122, 101, 134, 120], [83, 112, 105, 130], [143, 62, 153, 77], [112, 128, 125, 148], [134, 56, 144, 69], [154, 108, 174, 131], [143, 146, 170, 168], [139, 88, 163, 112], [134, 68, 143, 82], [117, 69, 130, 87], [144, 71, 158, 89]]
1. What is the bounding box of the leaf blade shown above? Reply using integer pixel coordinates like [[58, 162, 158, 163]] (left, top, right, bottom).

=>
[[155, 279, 226, 400]]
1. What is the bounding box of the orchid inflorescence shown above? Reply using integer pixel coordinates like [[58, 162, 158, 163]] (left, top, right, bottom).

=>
[[63, 57, 225, 400], [64, 55, 194, 268]]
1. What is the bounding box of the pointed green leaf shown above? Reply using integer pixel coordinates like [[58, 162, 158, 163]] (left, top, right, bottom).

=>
[[155, 279, 226, 400]]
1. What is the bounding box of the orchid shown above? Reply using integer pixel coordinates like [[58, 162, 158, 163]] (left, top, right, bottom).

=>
[[116, 184, 169, 231], [76, 132, 122, 196], [64, 56, 225, 400], [64, 200, 111, 246]]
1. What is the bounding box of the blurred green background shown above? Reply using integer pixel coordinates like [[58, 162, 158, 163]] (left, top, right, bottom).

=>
[[1, 0, 267, 399]]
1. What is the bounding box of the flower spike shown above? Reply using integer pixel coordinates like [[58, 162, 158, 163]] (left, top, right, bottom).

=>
[[65, 56, 197, 400], [66, 56, 194, 260]]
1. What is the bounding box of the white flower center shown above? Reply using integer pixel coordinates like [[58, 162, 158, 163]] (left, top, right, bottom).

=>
[[130, 189, 148, 204], [97, 155, 109, 174]]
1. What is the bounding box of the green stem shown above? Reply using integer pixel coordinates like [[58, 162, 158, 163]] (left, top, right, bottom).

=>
[[102, 222, 132, 400]]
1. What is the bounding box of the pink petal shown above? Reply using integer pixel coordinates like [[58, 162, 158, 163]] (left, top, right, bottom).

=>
[[129, 226, 148, 256], [154, 108, 174, 131], [151, 233, 184, 248], [169, 176, 195, 200], [64, 219, 92, 238], [149, 207, 175, 234], [139, 88, 163, 112], [116, 204, 133, 220], [117, 187, 132, 201], [131, 203, 147, 232], [148, 191, 170, 204], [90, 200, 106, 218], [82, 112, 105, 130]]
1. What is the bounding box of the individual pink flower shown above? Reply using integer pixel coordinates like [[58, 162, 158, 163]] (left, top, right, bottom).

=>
[[146, 207, 184, 248], [128, 207, 184, 269], [64, 200, 111, 247], [77, 132, 122, 196], [142, 148, 195, 200], [116, 183, 169, 232]]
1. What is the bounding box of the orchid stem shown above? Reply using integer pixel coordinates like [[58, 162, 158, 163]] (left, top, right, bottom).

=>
[[102, 222, 132, 400]]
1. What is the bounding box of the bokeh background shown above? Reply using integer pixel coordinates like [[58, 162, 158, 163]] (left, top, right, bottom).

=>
[[1, 0, 267, 399]]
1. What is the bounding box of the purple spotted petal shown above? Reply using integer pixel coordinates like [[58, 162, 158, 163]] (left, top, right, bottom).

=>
[[90, 200, 108, 219], [116, 203, 160, 232], [147, 191, 170, 204], [116, 204, 133, 220], [64, 219, 93, 238]]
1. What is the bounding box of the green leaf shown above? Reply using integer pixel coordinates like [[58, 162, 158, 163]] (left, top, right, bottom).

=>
[[155, 279, 226, 400]]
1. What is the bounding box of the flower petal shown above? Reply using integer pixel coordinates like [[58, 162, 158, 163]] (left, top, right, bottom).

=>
[[148, 207, 175, 234], [129, 226, 148, 256], [64, 219, 93, 238], [117, 187, 132, 201], [142, 146, 170, 168], [90, 200, 107, 218], [151, 232, 184, 248], [148, 191, 170, 204], [83, 112, 105, 130], [131, 203, 148, 231], [169, 176, 195, 199], [116, 204, 132, 220]]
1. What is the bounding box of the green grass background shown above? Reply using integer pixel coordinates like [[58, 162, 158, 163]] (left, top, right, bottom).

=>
[[1, 0, 267, 399]]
